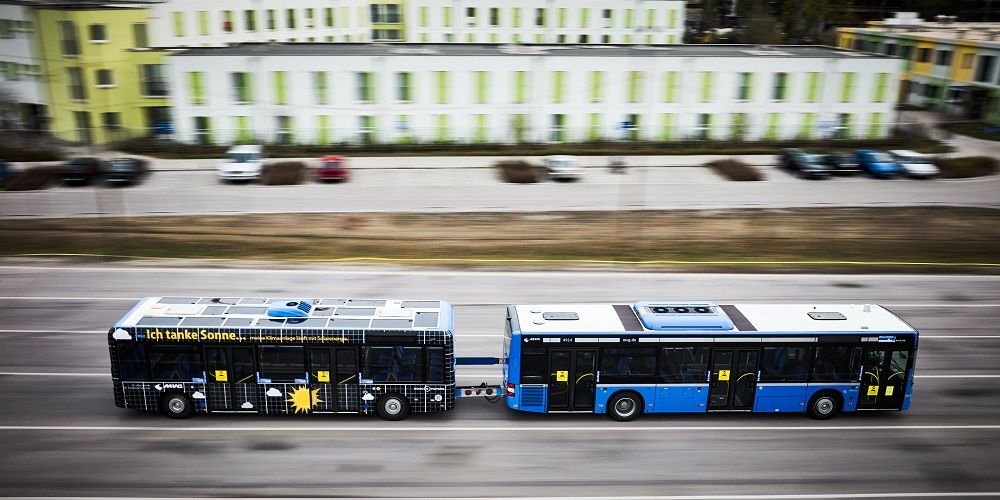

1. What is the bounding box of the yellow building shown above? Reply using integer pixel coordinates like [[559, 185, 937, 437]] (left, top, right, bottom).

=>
[[32, 3, 169, 144]]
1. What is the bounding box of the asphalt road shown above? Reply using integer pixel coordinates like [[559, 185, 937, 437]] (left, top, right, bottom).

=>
[[2, 162, 999, 218], [1, 261, 999, 498]]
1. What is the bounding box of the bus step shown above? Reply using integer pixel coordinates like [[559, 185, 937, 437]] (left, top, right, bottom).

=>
[[455, 357, 500, 366], [456, 384, 503, 398]]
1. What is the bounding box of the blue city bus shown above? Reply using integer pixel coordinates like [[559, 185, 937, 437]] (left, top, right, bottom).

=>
[[502, 301, 917, 420], [109, 296, 455, 420]]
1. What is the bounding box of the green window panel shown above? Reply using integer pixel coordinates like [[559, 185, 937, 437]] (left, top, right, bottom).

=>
[[737, 72, 753, 101], [198, 11, 208, 35], [489, 33, 497, 43], [558, 8, 567, 28], [730, 113, 746, 140], [467, 33, 476, 43], [188, 72, 204, 105], [436, 114, 449, 142], [552, 71, 565, 103], [325, 8, 334, 27], [534, 34, 543, 43], [590, 71, 603, 103], [660, 113, 674, 141], [514, 71, 527, 103], [668, 10, 677, 29], [513, 8, 521, 27], [806, 72, 822, 102], [360, 115, 375, 143], [588, 113, 601, 141], [435, 71, 449, 104], [624, 34, 632, 44], [840, 72, 856, 103], [357, 72, 373, 102], [475, 71, 488, 104], [474, 114, 487, 143], [397, 72, 412, 102], [396, 115, 413, 144], [646, 9, 655, 28], [173, 12, 185, 37], [868, 112, 882, 138], [700, 71, 714, 103], [764, 113, 780, 140], [421, 33, 429, 42], [772, 72, 788, 101], [235, 116, 252, 143], [625, 9, 633, 28], [317, 115, 330, 144], [512, 114, 527, 142], [420, 7, 429, 27], [628, 71, 642, 103], [512, 34, 520, 43], [341, 7, 349, 27], [273, 71, 287, 105], [314, 72, 328, 105], [874, 73, 889, 102], [668, 35, 676, 44], [580, 8, 589, 28], [664, 71, 678, 102], [232, 72, 253, 104], [443, 7, 453, 27], [800, 113, 815, 139]]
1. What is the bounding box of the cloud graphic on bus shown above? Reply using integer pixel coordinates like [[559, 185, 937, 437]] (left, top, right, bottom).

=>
[[112, 329, 131, 340], [191, 391, 205, 399], [265, 388, 283, 397], [241, 402, 254, 409], [361, 392, 375, 401]]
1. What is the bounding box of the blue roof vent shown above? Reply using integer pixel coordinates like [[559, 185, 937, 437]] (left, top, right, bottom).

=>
[[267, 300, 313, 317], [633, 301, 734, 331]]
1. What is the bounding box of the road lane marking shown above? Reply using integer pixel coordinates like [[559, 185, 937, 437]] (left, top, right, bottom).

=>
[[14, 494, 1000, 500], [0, 424, 998, 432]]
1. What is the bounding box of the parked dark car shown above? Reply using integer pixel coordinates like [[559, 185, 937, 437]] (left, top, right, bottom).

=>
[[103, 157, 150, 186], [59, 157, 104, 185], [778, 148, 832, 178], [822, 153, 861, 175], [856, 150, 901, 178]]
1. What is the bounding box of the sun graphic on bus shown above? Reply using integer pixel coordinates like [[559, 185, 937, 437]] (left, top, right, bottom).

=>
[[286, 386, 322, 413]]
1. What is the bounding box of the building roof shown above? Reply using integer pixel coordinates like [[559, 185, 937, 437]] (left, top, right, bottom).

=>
[[0, 0, 159, 8], [170, 43, 894, 60], [511, 303, 916, 335], [114, 296, 453, 331], [843, 24, 1000, 47]]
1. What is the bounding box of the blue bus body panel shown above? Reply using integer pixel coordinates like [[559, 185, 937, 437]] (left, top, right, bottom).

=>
[[508, 385, 547, 412], [754, 384, 809, 413], [806, 383, 861, 412], [652, 384, 709, 413], [595, 385, 657, 414]]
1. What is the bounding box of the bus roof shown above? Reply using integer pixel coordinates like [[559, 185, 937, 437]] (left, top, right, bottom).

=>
[[114, 297, 452, 331], [510, 303, 916, 335]]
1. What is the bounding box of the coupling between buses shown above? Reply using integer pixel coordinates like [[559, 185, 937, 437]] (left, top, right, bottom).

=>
[[109, 296, 917, 421]]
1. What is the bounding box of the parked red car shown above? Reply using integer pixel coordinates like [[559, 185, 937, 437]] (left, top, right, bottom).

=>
[[315, 155, 351, 182]]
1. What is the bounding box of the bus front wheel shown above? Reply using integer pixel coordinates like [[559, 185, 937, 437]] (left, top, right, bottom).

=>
[[376, 394, 411, 421], [807, 392, 842, 420], [161, 393, 194, 419], [607, 391, 643, 422]]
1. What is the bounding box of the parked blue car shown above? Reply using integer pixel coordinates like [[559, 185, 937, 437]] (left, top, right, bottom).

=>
[[856, 150, 901, 178]]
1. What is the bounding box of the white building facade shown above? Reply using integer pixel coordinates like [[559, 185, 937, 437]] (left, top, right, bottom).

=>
[[0, 2, 45, 129], [169, 44, 902, 145]]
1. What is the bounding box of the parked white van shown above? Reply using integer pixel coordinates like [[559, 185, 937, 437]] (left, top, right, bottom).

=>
[[218, 145, 264, 181]]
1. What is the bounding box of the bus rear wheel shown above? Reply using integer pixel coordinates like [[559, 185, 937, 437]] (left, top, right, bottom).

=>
[[607, 391, 643, 422], [161, 393, 194, 419], [807, 392, 841, 420], [376, 394, 410, 421]]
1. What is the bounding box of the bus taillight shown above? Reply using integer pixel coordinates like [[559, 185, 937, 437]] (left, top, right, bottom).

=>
[[506, 383, 515, 397]]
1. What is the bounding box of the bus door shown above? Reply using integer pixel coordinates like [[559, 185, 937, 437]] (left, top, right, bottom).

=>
[[708, 349, 759, 411], [858, 348, 910, 410], [547, 349, 597, 412], [309, 347, 359, 412], [204, 346, 256, 411]]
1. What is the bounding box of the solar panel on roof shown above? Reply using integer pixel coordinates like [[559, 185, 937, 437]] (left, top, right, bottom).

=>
[[199, 298, 238, 304], [227, 306, 267, 315], [349, 300, 386, 307], [157, 297, 199, 304], [371, 318, 413, 329], [137, 317, 182, 326], [222, 317, 254, 327], [336, 307, 376, 316], [402, 301, 440, 308], [179, 317, 225, 327], [330, 318, 370, 328], [414, 312, 439, 327]]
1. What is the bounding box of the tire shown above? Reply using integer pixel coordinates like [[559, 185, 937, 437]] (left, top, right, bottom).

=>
[[376, 394, 410, 421], [607, 391, 643, 422], [161, 393, 194, 419], [807, 392, 841, 420]]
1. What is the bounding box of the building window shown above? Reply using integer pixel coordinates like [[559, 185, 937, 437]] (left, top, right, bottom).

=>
[[474, 71, 488, 104], [512, 7, 521, 28], [88, 24, 107, 42], [474, 114, 487, 143], [935, 50, 952, 67], [466, 7, 477, 27], [396, 72, 411, 102], [267, 10, 276, 30], [305, 8, 315, 27], [245, 10, 257, 31], [140, 64, 167, 97], [602, 9, 613, 28], [737, 72, 752, 101], [550, 114, 565, 142], [272, 71, 287, 105], [95, 69, 114, 87], [67, 67, 86, 100], [372, 29, 401, 40], [59, 21, 80, 56], [188, 72, 205, 105], [839, 72, 856, 103], [699, 71, 714, 103], [552, 71, 565, 103], [873, 73, 889, 103], [578, 34, 588, 43], [558, 8, 567, 28], [627, 71, 642, 103], [513, 71, 527, 103], [172, 12, 185, 37], [772, 72, 787, 101], [579, 8, 589, 28], [696, 113, 711, 139], [133, 23, 148, 48], [961, 53, 974, 69], [101, 112, 121, 131], [590, 71, 603, 103], [435, 71, 449, 104], [557, 34, 566, 43], [443, 7, 453, 27], [313, 72, 328, 105], [975, 55, 996, 83], [885, 44, 896, 56], [370, 4, 401, 23], [625, 9, 633, 28], [535, 8, 546, 27], [357, 72, 373, 102], [489, 8, 499, 27], [601, 35, 610, 43], [916, 47, 931, 63], [231, 72, 252, 103], [194, 116, 211, 144], [286, 8, 296, 29], [275, 116, 293, 144], [197, 11, 208, 35]]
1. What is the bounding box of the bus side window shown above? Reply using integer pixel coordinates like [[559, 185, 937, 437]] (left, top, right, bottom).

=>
[[520, 346, 547, 384], [117, 343, 149, 381], [659, 346, 709, 383], [232, 347, 255, 384], [761, 346, 810, 382], [259, 345, 305, 383], [426, 347, 445, 383], [811, 345, 862, 383], [336, 348, 357, 384], [600, 347, 657, 384], [148, 345, 202, 381]]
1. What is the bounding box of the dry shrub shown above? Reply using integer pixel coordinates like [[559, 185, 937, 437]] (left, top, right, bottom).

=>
[[495, 160, 540, 183], [932, 156, 998, 179], [260, 161, 306, 185], [704, 159, 764, 181], [2, 165, 60, 191]]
